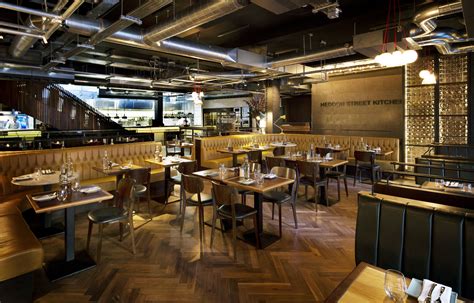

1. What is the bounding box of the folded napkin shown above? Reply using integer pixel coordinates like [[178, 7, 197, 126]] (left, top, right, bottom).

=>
[[264, 173, 277, 179], [80, 186, 101, 194], [418, 279, 451, 303], [32, 192, 57, 201], [13, 174, 33, 181]]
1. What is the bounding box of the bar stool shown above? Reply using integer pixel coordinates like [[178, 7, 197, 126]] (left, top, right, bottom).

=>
[[210, 181, 259, 261], [180, 174, 213, 244]]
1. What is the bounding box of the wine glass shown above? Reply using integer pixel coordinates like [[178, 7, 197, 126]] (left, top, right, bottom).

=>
[[34, 167, 42, 180], [384, 269, 407, 302]]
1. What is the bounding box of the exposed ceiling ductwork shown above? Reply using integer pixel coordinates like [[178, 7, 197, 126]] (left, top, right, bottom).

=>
[[9, 0, 84, 58], [268, 45, 355, 68]]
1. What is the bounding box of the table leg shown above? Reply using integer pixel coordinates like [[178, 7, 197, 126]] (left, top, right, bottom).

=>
[[180, 148, 185, 157], [242, 192, 280, 249], [233, 154, 238, 167], [164, 167, 171, 202], [44, 207, 96, 281]]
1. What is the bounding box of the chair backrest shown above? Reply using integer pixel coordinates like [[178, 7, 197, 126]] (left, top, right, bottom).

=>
[[115, 176, 136, 209], [316, 147, 333, 157], [273, 146, 285, 156], [211, 181, 239, 207], [247, 150, 261, 163], [126, 167, 151, 186], [266, 156, 284, 171], [355, 150, 376, 164], [296, 160, 321, 180], [177, 161, 197, 174], [270, 166, 298, 200], [181, 174, 204, 195]]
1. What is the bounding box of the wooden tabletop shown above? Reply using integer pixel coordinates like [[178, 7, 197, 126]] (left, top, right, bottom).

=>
[[145, 157, 193, 168], [242, 145, 273, 151], [316, 146, 350, 152], [193, 169, 294, 193], [93, 164, 142, 176], [270, 142, 297, 148], [275, 155, 348, 168], [27, 187, 114, 214], [325, 262, 466, 303], [217, 148, 248, 155], [422, 181, 474, 196], [11, 171, 61, 187], [168, 142, 194, 148]]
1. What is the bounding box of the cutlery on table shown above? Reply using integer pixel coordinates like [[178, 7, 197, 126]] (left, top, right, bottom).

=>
[[425, 283, 437, 303], [435, 286, 446, 303]]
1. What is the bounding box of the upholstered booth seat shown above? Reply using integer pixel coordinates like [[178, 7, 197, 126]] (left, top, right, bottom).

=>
[[356, 191, 474, 299], [0, 142, 165, 205], [196, 134, 399, 170], [0, 203, 43, 302]]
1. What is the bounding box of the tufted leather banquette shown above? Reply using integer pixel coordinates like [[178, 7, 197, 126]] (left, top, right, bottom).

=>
[[197, 134, 399, 169], [0, 142, 164, 207], [356, 191, 474, 299], [0, 203, 43, 302]]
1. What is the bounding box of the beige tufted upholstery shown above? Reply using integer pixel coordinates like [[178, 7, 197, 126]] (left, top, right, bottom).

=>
[[199, 134, 399, 170], [0, 142, 164, 203]]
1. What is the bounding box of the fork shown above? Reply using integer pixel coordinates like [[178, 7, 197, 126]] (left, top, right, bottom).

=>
[[425, 283, 437, 303], [435, 286, 446, 303]]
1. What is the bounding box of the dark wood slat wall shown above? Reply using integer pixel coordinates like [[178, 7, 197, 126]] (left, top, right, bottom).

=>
[[1, 80, 120, 130]]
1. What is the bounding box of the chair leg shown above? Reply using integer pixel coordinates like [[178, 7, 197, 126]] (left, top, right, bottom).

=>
[[253, 214, 260, 249], [336, 177, 341, 201], [291, 201, 298, 229], [180, 202, 187, 233], [272, 203, 275, 220], [97, 224, 103, 263], [86, 220, 93, 252], [343, 176, 349, 197], [119, 223, 124, 242], [241, 193, 246, 205], [198, 205, 205, 244], [278, 204, 282, 237], [353, 168, 357, 186], [232, 217, 237, 261], [210, 209, 217, 249], [304, 185, 308, 201], [325, 185, 329, 207], [129, 219, 136, 255], [147, 192, 152, 216]]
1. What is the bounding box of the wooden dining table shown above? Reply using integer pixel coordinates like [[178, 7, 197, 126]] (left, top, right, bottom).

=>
[[93, 164, 142, 187], [27, 187, 113, 281], [217, 148, 249, 167], [167, 142, 194, 156], [193, 168, 294, 249], [325, 262, 467, 302]]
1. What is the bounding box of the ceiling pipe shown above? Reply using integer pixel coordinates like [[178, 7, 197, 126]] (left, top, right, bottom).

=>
[[268, 45, 355, 68], [410, 0, 463, 37], [0, 21, 44, 33], [0, 27, 45, 40], [143, 0, 248, 45], [9, 0, 83, 58], [0, 2, 62, 20]]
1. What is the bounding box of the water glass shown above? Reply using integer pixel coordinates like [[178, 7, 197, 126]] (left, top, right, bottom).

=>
[[219, 163, 226, 179], [72, 177, 81, 191], [255, 171, 264, 185], [57, 186, 68, 202], [435, 179, 445, 188], [384, 269, 407, 302], [34, 167, 42, 180]]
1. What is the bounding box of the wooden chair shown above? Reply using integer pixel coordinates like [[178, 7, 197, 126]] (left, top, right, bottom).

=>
[[262, 166, 299, 236], [316, 147, 333, 158], [86, 176, 136, 263], [180, 174, 213, 244], [325, 164, 349, 201], [210, 181, 259, 261], [296, 160, 327, 208], [265, 156, 285, 173], [354, 150, 381, 187], [273, 146, 285, 157], [127, 167, 151, 215], [247, 150, 262, 164], [169, 161, 197, 213]]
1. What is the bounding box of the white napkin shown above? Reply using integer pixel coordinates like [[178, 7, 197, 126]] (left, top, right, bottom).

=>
[[264, 173, 277, 179], [418, 279, 451, 303], [32, 192, 57, 201], [13, 174, 33, 181], [80, 186, 101, 194]]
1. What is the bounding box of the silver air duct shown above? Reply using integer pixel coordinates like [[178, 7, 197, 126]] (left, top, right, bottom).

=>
[[143, 0, 248, 45], [9, 0, 83, 58], [268, 45, 355, 68], [411, 0, 463, 36], [0, 2, 62, 20]]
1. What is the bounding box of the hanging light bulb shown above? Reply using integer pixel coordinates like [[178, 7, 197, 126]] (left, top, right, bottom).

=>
[[419, 70, 431, 79], [422, 73, 436, 85], [403, 50, 418, 64]]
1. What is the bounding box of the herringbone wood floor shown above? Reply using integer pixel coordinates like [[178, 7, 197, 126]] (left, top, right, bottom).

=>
[[34, 181, 368, 302]]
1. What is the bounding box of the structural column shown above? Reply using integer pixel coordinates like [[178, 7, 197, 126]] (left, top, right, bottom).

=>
[[152, 92, 164, 127], [265, 80, 282, 134]]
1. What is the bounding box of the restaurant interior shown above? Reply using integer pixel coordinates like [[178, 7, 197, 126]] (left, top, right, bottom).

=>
[[0, 0, 473, 302]]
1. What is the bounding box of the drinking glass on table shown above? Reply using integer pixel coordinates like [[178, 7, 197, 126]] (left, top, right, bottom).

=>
[[219, 163, 226, 179], [72, 176, 81, 191], [384, 269, 407, 302], [57, 186, 68, 202], [255, 171, 264, 185], [435, 179, 445, 188], [34, 167, 42, 180]]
